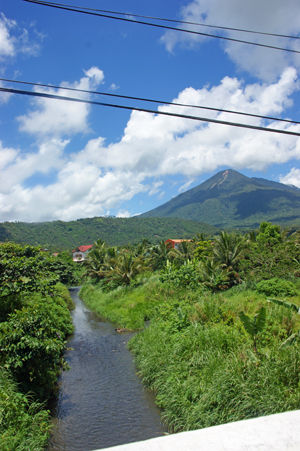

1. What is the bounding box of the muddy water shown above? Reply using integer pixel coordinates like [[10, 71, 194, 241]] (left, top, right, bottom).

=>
[[48, 287, 166, 451]]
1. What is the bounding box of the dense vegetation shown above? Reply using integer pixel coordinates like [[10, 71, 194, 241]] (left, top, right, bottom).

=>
[[1, 221, 299, 447], [0, 217, 216, 250], [80, 222, 300, 431], [141, 169, 300, 228], [0, 243, 77, 450]]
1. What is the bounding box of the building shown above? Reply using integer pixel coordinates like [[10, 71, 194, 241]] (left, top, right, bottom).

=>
[[165, 239, 192, 250], [72, 244, 93, 262]]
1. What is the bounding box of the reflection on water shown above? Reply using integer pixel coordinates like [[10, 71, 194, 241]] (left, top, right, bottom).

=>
[[48, 288, 166, 451]]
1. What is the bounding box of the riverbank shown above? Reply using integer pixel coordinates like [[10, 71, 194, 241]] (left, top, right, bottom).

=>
[[80, 277, 300, 432]]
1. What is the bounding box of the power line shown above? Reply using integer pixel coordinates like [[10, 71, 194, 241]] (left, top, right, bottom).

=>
[[1, 86, 300, 137], [23, 0, 300, 54], [23, 0, 300, 40], [1, 77, 300, 126]]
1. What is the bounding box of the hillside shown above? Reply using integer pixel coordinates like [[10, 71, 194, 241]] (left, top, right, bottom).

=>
[[141, 169, 300, 228], [0, 217, 216, 250]]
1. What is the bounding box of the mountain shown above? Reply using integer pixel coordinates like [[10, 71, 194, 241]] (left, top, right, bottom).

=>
[[141, 169, 300, 228], [0, 217, 217, 250]]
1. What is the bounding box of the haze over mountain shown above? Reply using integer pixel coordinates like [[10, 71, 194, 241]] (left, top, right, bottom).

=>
[[141, 169, 300, 228]]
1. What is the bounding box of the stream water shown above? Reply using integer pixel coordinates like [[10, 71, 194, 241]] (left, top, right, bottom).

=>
[[48, 287, 166, 451]]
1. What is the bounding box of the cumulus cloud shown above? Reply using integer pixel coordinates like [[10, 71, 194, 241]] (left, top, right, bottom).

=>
[[0, 13, 43, 59], [18, 67, 104, 137], [88, 67, 300, 177], [161, 0, 300, 80], [1, 68, 300, 221], [0, 14, 15, 57], [280, 167, 300, 188], [0, 139, 68, 193]]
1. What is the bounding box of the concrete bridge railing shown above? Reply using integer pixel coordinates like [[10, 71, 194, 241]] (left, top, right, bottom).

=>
[[97, 410, 300, 451]]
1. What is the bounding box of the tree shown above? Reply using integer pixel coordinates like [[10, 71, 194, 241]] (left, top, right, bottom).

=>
[[106, 250, 146, 286], [256, 222, 282, 248], [213, 231, 247, 271]]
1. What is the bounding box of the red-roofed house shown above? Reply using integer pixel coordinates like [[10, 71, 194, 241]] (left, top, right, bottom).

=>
[[72, 244, 93, 262], [165, 239, 192, 250]]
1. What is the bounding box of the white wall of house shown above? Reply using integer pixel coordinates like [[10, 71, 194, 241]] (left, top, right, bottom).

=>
[[72, 251, 87, 262]]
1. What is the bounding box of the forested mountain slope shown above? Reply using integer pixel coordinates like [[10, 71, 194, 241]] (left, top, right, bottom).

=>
[[0, 217, 216, 249], [141, 169, 300, 228]]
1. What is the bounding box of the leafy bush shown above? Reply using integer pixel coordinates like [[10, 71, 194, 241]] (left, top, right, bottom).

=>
[[0, 292, 73, 400], [256, 278, 297, 297], [160, 261, 202, 289]]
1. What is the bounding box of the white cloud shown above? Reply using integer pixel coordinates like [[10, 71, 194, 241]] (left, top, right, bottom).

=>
[[178, 179, 195, 193], [18, 67, 104, 137], [110, 83, 119, 91], [1, 68, 300, 222], [161, 0, 300, 80], [116, 210, 131, 218], [0, 141, 18, 169], [0, 139, 67, 193], [148, 181, 163, 196], [0, 13, 43, 60], [279, 167, 300, 188], [91, 67, 300, 177], [0, 14, 16, 57]]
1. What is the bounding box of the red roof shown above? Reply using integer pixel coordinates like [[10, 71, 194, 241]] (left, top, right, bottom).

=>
[[165, 239, 192, 249], [75, 245, 93, 253], [165, 239, 191, 243]]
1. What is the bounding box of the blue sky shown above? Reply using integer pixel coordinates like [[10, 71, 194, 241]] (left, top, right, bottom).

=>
[[0, 0, 300, 222]]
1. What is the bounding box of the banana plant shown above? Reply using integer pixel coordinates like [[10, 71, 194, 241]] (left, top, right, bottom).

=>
[[267, 298, 300, 314], [239, 306, 266, 352]]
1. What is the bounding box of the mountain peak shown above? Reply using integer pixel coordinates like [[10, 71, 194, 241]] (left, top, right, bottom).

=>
[[201, 169, 250, 192], [141, 169, 300, 228]]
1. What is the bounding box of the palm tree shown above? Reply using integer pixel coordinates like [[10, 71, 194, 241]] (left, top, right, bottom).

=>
[[149, 240, 172, 270], [213, 231, 247, 271], [198, 258, 230, 292], [84, 240, 118, 282], [177, 240, 194, 261], [107, 250, 146, 286]]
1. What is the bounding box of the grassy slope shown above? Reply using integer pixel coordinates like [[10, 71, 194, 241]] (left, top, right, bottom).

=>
[[80, 278, 300, 432]]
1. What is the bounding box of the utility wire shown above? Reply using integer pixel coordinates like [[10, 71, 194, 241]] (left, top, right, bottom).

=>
[[1, 86, 300, 137], [29, 0, 300, 41], [1, 77, 300, 126], [23, 0, 300, 54]]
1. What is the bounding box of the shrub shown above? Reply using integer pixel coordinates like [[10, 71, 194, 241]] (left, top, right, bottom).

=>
[[256, 278, 297, 297], [160, 261, 202, 290], [0, 292, 73, 400]]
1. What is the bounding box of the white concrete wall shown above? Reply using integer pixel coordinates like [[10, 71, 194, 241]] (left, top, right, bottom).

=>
[[96, 410, 300, 451]]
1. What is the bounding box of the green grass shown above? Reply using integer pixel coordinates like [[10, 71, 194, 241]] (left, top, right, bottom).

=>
[[80, 275, 164, 329], [129, 320, 300, 431], [80, 277, 300, 432], [128, 288, 300, 431], [0, 368, 50, 450]]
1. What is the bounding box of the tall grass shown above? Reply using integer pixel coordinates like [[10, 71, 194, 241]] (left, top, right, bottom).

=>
[[129, 317, 300, 431], [80, 277, 300, 432], [0, 368, 50, 450], [80, 275, 178, 329]]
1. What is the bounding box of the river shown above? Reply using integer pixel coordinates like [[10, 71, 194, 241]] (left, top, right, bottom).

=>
[[48, 287, 166, 451]]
